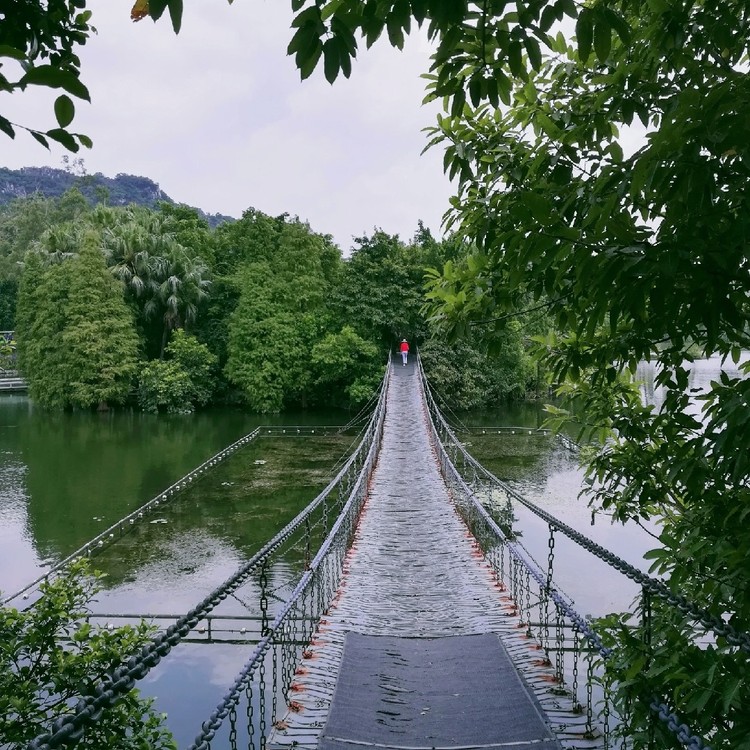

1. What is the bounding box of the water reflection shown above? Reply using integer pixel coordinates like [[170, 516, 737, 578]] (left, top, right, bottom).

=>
[[0, 394, 348, 597], [636, 351, 750, 414]]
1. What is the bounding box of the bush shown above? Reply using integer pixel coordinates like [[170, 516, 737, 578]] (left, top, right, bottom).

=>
[[0, 560, 175, 749], [138, 359, 193, 413], [137, 331, 217, 413]]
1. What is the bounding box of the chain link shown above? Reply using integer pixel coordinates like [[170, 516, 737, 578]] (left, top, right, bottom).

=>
[[29, 358, 393, 750], [419, 358, 717, 750]]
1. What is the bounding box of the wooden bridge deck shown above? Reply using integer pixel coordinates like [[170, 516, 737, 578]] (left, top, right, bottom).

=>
[[270, 362, 589, 750]]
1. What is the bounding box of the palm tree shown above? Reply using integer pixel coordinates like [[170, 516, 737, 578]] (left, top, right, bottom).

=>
[[96, 207, 211, 356], [151, 244, 211, 357]]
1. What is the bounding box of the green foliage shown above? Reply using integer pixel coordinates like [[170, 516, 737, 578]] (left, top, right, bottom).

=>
[[269, 1, 750, 745], [0, 280, 16, 331], [137, 359, 194, 414], [225, 217, 341, 412], [0, 331, 16, 371], [91, 205, 212, 357], [420, 326, 535, 410], [596, 600, 750, 750], [311, 326, 382, 408], [332, 230, 430, 349], [0, 559, 175, 749], [165, 329, 217, 406], [0, 1, 94, 150], [138, 329, 217, 413], [16, 233, 140, 409]]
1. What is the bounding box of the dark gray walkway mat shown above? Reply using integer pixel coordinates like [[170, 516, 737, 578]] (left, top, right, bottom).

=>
[[318, 632, 563, 750]]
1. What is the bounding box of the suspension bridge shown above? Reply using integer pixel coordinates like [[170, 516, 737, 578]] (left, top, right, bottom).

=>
[[9, 355, 740, 750]]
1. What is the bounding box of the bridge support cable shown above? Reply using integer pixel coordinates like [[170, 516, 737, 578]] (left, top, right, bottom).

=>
[[418, 355, 716, 750], [422, 360, 750, 655], [186, 372, 388, 750], [5, 423, 355, 608], [26, 359, 392, 750], [417, 358, 610, 746]]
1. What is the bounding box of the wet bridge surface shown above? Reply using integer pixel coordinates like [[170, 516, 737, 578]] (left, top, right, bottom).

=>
[[272, 362, 566, 750]]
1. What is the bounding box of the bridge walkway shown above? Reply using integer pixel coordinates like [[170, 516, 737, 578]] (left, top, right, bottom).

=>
[[271, 361, 576, 750]]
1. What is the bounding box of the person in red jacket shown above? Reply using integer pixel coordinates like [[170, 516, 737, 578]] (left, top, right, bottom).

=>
[[399, 338, 410, 366]]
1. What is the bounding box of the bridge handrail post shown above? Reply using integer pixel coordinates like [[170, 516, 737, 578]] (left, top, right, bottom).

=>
[[421, 351, 750, 656], [182, 355, 392, 750]]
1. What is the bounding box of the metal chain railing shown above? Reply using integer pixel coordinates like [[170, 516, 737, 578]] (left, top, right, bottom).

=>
[[187, 368, 388, 750], [27, 358, 391, 750], [4, 427, 264, 606], [421, 360, 750, 656], [418, 355, 714, 750]]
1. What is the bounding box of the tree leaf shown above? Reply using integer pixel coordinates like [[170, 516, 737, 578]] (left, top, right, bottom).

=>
[[0, 45, 26, 60], [54, 94, 75, 128], [299, 39, 323, 80], [323, 38, 339, 83], [524, 36, 542, 71], [46, 127, 80, 152], [167, 0, 183, 33], [593, 16, 612, 62], [604, 7, 632, 45], [0, 114, 15, 139], [507, 40, 524, 77], [468, 74, 482, 106], [576, 8, 594, 62], [522, 191, 553, 223], [20, 65, 91, 101], [148, 0, 169, 21], [30, 131, 49, 149]]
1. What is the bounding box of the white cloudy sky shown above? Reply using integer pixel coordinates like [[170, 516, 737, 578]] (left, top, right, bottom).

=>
[[2, 1, 455, 252]]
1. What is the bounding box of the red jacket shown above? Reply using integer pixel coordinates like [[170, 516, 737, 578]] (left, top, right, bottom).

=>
[[400, 341, 409, 353]]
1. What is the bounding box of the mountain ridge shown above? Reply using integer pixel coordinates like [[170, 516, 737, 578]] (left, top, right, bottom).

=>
[[0, 166, 235, 228]]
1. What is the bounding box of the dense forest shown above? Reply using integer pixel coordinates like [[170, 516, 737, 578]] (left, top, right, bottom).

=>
[[0, 178, 543, 414]]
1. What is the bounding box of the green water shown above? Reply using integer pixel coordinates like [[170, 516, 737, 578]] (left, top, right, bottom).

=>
[[0, 394, 352, 600], [4, 359, 731, 747]]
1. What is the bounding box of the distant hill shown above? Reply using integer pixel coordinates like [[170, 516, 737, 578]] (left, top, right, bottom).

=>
[[0, 166, 235, 229]]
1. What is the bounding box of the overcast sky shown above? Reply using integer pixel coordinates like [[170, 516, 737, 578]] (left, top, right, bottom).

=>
[[2, 1, 455, 252]]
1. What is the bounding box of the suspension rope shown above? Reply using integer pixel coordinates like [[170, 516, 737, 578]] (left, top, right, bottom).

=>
[[187, 391, 385, 750], [418, 355, 713, 750], [418, 355, 750, 655], [27, 358, 392, 750], [4, 427, 265, 606]]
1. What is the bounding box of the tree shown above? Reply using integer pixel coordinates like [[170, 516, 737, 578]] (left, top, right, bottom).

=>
[[0, 560, 175, 749], [224, 216, 342, 412], [96, 206, 212, 357], [332, 230, 430, 350], [0, 189, 91, 328], [16, 232, 140, 409], [420, 325, 535, 411], [138, 329, 217, 413], [276, 2, 750, 747], [311, 326, 382, 408], [63, 234, 141, 408]]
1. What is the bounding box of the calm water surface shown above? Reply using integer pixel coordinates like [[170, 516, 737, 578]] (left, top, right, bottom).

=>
[[458, 353, 749, 618]]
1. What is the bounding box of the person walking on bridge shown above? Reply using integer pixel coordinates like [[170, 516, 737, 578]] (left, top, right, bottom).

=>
[[399, 338, 410, 366]]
